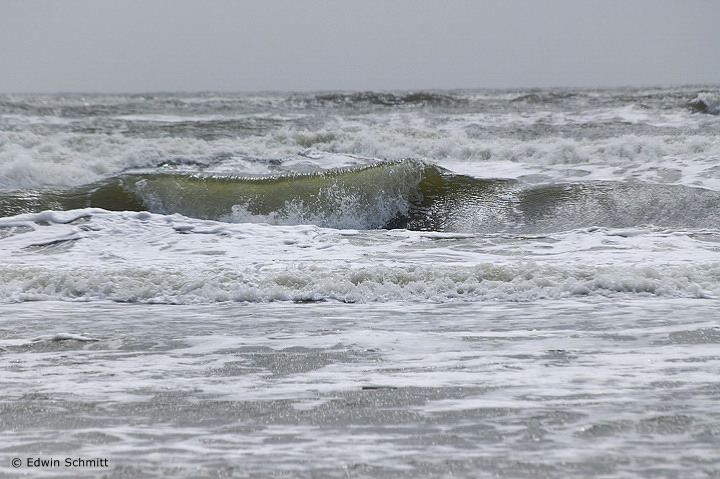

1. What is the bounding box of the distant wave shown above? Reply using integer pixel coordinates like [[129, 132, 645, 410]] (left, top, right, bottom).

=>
[[304, 91, 464, 107], [687, 93, 720, 115]]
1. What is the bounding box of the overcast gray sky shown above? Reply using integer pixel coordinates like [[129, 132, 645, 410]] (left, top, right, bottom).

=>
[[1, 0, 718, 93]]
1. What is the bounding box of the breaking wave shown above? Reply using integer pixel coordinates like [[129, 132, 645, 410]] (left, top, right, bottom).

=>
[[688, 93, 720, 115], [0, 261, 718, 304], [2, 159, 720, 232]]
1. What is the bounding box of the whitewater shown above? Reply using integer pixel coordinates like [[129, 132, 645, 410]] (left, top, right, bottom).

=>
[[1, 87, 719, 478]]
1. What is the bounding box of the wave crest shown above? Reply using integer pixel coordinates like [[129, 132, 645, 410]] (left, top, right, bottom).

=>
[[4, 158, 720, 232], [1, 262, 716, 304], [687, 93, 720, 115]]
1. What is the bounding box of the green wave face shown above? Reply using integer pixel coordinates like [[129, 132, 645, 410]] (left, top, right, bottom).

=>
[[121, 160, 438, 229], [0, 160, 442, 229], [2, 159, 720, 232], [0, 180, 145, 218]]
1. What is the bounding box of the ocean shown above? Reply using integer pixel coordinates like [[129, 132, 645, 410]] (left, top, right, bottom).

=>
[[1, 87, 719, 478]]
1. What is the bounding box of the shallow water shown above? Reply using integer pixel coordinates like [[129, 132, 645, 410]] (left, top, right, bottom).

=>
[[2, 299, 719, 478]]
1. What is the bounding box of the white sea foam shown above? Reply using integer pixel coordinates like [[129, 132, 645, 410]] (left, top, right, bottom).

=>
[[1, 298, 718, 478], [1, 209, 719, 304], [1, 130, 718, 191], [2, 88, 719, 190]]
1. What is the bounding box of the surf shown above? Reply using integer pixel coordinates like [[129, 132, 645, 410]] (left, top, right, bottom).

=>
[[0, 160, 436, 229], [2, 158, 720, 233]]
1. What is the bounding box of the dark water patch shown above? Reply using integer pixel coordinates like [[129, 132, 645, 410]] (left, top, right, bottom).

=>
[[0, 180, 146, 217], [687, 93, 720, 115], [664, 328, 720, 345], [512, 181, 720, 231], [7, 336, 104, 354], [21, 236, 80, 254], [510, 90, 584, 104], [122, 117, 288, 140], [636, 415, 695, 435], [293, 131, 337, 148], [575, 420, 635, 438], [210, 348, 362, 378], [308, 91, 464, 107], [0, 224, 33, 239]]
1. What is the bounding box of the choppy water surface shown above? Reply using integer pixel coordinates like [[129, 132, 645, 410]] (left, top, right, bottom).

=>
[[1, 87, 719, 477], [2, 300, 719, 478]]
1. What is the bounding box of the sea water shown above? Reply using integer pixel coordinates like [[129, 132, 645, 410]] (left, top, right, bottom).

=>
[[1, 87, 719, 478]]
